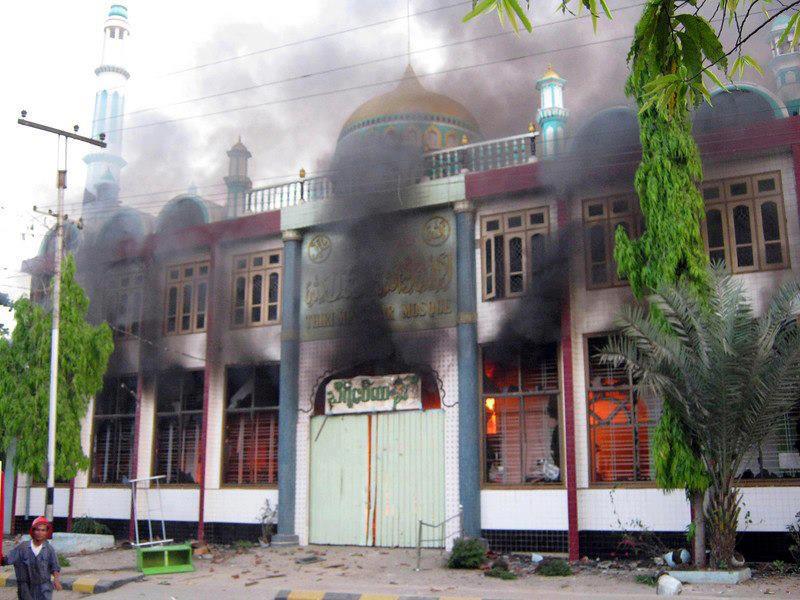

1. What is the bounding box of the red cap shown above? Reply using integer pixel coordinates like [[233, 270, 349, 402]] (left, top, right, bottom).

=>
[[29, 516, 54, 539]]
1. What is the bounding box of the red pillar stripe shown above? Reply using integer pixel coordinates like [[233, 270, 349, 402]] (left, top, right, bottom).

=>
[[558, 196, 580, 561], [792, 144, 800, 230], [197, 244, 217, 543], [128, 371, 144, 542], [67, 478, 75, 532]]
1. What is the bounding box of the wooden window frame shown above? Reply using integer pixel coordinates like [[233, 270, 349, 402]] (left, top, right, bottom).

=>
[[163, 260, 209, 336], [231, 251, 283, 329], [582, 196, 642, 290], [700, 172, 789, 274], [152, 370, 204, 486], [480, 207, 550, 301], [89, 374, 137, 486], [479, 344, 565, 489], [221, 364, 280, 488]]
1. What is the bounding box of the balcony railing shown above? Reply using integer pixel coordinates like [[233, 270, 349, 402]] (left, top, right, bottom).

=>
[[424, 132, 538, 180], [240, 131, 538, 214], [243, 175, 332, 213]]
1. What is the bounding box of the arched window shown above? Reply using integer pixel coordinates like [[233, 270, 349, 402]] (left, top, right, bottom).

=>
[[424, 126, 441, 150]]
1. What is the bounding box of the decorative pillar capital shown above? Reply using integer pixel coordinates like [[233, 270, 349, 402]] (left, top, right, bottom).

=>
[[282, 229, 303, 243], [453, 199, 475, 214]]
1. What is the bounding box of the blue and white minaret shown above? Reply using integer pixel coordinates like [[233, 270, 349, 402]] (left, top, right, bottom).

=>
[[536, 65, 568, 158], [83, 4, 130, 216], [769, 13, 800, 116]]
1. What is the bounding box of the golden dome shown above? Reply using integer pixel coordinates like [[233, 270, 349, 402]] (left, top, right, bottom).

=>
[[340, 64, 480, 134], [541, 64, 561, 79]]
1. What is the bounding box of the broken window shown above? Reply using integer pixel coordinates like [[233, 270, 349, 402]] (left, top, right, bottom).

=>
[[154, 370, 204, 484], [91, 374, 137, 485], [223, 364, 280, 485]]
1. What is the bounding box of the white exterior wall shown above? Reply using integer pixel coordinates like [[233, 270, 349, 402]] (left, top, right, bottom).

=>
[[567, 151, 800, 534]]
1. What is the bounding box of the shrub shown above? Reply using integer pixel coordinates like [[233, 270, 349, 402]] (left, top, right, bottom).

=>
[[71, 516, 112, 536], [634, 574, 657, 586], [788, 511, 800, 565], [233, 540, 255, 550], [57, 554, 70, 568], [537, 558, 572, 577], [485, 566, 517, 580], [447, 538, 486, 569]]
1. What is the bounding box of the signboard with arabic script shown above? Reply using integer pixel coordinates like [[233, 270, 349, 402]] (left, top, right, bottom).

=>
[[325, 374, 422, 415], [300, 209, 457, 341]]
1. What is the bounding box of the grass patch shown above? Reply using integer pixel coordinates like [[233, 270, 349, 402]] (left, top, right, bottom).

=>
[[537, 558, 572, 577], [634, 574, 658, 586], [447, 538, 486, 569], [485, 567, 517, 580], [57, 554, 71, 568], [232, 540, 255, 550]]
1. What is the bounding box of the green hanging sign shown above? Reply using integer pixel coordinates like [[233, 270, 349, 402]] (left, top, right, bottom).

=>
[[325, 374, 422, 415]]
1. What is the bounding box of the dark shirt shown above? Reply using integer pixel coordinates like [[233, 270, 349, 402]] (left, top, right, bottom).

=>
[[2, 541, 60, 599]]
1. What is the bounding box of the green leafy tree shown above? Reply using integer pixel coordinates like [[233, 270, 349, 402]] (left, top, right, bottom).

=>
[[0, 255, 113, 480], [600, 269, 800, 567]]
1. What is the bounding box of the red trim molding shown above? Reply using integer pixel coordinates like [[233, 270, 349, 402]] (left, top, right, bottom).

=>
[[558, 196, 580, 561]]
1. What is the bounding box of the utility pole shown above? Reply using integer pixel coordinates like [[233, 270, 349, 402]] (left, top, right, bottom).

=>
[[17, 112, 105, 522]]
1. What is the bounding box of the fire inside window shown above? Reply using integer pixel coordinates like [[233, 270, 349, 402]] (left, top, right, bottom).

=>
[[482, 344, 561, 485], [223, 364, 280, 486], [480, 208, 550, 301]]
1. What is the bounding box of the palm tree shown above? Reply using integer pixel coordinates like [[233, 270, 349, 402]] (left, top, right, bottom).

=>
[[600, 269, 800, 567]]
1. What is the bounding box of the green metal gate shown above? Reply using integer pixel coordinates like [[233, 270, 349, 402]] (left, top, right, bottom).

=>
[[309, 410, 445, 547]]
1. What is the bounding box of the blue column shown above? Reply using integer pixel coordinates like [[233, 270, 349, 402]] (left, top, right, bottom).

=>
[[455, 200, 480, 538], [274, 229, 302, 545]]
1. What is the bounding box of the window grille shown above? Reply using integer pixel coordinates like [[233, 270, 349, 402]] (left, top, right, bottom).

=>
[[482, 344, 561, 485], [223, 364, 280, 486], [91, 374, 137, 484], [154, 370, 204, 484], [586, 336, 661, 483]]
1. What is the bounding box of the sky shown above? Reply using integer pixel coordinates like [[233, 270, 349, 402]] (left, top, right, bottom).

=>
[[0, 0, 778, 331]]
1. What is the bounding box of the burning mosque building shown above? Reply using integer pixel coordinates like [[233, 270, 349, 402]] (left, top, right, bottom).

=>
[[9, 4, 800, 561]]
